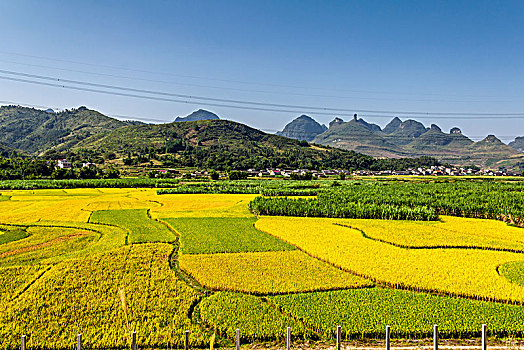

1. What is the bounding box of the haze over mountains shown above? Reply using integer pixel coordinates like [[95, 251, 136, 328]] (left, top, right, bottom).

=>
[[0, 105, 523, 170]]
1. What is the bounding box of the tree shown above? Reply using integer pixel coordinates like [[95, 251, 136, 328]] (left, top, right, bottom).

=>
[[209, 170, 220, 180], [228, 171, 248, 180], [298, 140, 309, 147], [79, 165, 98, 179]]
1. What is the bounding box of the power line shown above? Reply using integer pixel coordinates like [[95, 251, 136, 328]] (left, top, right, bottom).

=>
[[1, 99, 522, 141], [1, 50, 496, 98], [1, 58, 519, 104], [3, 69, 524, 118]]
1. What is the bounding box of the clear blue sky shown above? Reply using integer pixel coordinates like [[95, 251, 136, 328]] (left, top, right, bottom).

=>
[[0, 1, 523, 142]]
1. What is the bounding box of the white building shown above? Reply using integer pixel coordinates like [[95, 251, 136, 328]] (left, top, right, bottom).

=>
[[57, 159, 72, 169]]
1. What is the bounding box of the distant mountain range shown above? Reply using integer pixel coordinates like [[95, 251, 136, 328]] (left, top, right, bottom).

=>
[[279, 114, 524, 169], [0, 104, 522, 170], [1, 105, 434, 171]]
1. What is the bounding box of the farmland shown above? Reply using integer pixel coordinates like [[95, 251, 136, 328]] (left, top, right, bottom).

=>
[[1, 179, 524, 348]]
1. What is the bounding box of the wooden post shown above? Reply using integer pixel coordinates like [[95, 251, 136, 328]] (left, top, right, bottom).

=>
[[185, 330, 189, 350], [236, 329, 240, 350], [21, 335, 26, 350], [336, 325, 341, 350], [433, 325, 438, 350], [482, 324, 487, 350], [132, 331, 136, 350], [286, 327, 291, 350], [385, 326, 390, 350], [77, 334, 82, 350]]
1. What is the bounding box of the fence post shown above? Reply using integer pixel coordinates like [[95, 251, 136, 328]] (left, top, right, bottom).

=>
[[77, 334, 82, 350], [21, 335, 26, 350], [286, 327, 291, 350], [336, 325, 341, 350], [385, 326, 390, 350], [236, 329, 240, 350], [482, 324, 487, 350], [185, 330, 189, 350], [433, 325, 438, 350]]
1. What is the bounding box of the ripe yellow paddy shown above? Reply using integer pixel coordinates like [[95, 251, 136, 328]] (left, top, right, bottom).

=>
[[179, 250, 371, 294], [255, 216, 524, 303]]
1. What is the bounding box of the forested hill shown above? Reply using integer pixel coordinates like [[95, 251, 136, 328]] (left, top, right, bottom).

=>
[[73, 119, 441, 170], [0, 106, 126, 155]]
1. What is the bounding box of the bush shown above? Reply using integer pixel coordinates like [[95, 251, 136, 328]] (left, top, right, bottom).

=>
[[298, 140, 309, 147], [290, 172, 313, 181], [209, 171, 220, 180], [228, 171, 248, 180]]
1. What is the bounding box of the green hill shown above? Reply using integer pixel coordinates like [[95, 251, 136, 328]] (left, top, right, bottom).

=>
[[74, 119, 380, 169], [0, 106, 126, 155], [73, 119, 439, 170]]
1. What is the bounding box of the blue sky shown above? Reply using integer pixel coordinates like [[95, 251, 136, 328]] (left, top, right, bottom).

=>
[[0, 1, 523, 142]]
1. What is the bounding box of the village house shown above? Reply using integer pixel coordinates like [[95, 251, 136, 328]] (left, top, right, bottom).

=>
[[56, 159, 72, 169]]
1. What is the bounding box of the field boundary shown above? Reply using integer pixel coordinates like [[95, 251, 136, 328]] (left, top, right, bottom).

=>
[[334, 223, 524, 254], [9, 265, 53, 301]]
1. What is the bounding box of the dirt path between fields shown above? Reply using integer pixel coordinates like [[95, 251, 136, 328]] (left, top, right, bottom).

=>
[[0, 231, 90, 258]]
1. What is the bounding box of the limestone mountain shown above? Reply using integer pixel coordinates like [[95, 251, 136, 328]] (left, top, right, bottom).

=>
[[463, 135, 522, 168], [405, 128, 473, 154], [175, 109, 220, 122], [383, 119, 429, 146], [277, 115, 327, 141], [329, 117, 344, 129], [468, 135, 517, 156], [509, 137, 524, 152], [313, 115, 405, 158], [310, 115, 521, 168], [382, 117, 402, 134]]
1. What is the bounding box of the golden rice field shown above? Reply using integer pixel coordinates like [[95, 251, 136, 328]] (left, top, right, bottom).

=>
[[342, 215, 524, 251], [255, 217, 524, 303], [179, 250, 372, 294], [1, 187, 524, 347]]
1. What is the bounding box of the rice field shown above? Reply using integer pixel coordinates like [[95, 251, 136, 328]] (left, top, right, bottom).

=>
[[163, 217, 293, 254], [255, 216, 524, 303], [89, 209, 176, 243], [179, 250, 371, 294], [0, 184, 524, 347]]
